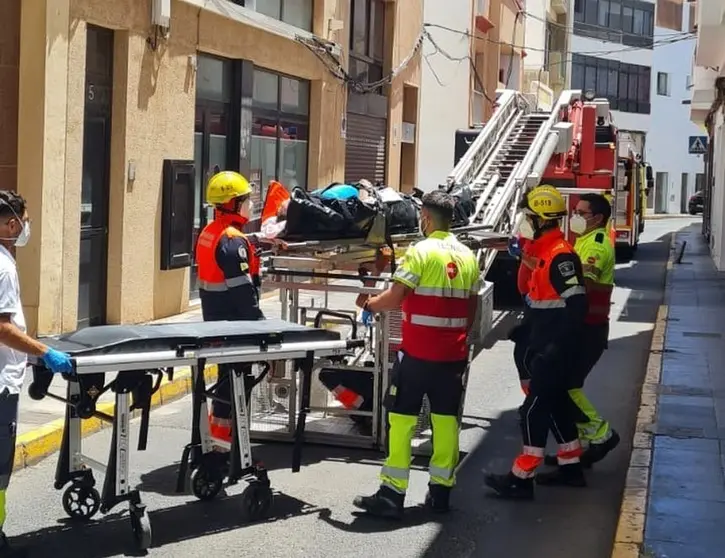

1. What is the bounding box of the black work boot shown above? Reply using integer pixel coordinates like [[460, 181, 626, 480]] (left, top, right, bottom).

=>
[[484, 472, 534, 500], [535, 462, 587, 487], [580, 430, 621, 467], [0, 534, 27, 558], [353, 486, 404, 519], [424, 484, 451, 513]]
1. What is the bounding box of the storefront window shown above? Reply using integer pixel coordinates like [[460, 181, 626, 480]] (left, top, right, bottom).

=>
[[251, 69, 310, 215]]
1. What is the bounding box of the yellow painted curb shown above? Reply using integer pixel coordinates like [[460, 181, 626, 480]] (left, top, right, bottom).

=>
[[610, 234, 676, 557], [13, 365, 220, 471]]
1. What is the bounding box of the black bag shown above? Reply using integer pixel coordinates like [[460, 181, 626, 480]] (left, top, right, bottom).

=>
[[450, 186, 475, 228], [284, 185, 384, 240], [384, 193, 420, 234], [284, 187, 346, 238]]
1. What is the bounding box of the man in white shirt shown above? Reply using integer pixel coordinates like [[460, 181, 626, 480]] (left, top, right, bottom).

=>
[[0, 191, 73, 557]]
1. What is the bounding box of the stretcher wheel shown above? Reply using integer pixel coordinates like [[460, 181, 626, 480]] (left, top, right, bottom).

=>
[[28, 382, 45, 401], [75, 401, 96, 420], [190, 466, 223, 501], [130, 507, 152, 551], [240, 481, 273, 522], [61, 484, 101, 520]]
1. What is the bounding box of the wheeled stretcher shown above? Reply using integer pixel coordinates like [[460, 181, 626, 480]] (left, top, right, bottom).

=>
[[28, 318, 362, 551]]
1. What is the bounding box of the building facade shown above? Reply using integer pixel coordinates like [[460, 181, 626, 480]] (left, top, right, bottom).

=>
[[523, 0, 571, 102], [416, 0, 526, 190], [568, 0, 703, 214], [1, 0, 422, 335], [689, 0, 725, 269], [648, 0, 704, 215], [569, 0, 655, 158]]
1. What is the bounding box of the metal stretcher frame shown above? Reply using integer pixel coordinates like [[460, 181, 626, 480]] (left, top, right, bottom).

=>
[[257, 260, 495, 456], [28, 329, 362, 552]]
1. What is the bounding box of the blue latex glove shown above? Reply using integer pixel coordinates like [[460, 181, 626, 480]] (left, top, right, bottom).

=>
[[507, 237, 521, 259], [42, 348, 74, 374], [361, 310, 373, 326]]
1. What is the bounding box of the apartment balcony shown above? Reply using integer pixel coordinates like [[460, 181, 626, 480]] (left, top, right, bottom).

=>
[[690, 64, 719, 126], [499, 0, 525, 56], [693, 0, 725, 69], [547, 50, 568, 89], [551, 0, 568, 16], [475, 0, 495, 35]]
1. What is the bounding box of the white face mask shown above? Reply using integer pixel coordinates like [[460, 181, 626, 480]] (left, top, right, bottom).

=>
[[0, 207, 30, 247], [239, 199, 253, 220], [14, 220, 30, 247], [518, 219, 536, 240], [569, 214, 588, 235]]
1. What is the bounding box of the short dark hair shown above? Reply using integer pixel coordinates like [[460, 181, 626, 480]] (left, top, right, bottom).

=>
[[421, 190, 455, 229], [0, 191, 26, 221], [580, 193, 611, 224]]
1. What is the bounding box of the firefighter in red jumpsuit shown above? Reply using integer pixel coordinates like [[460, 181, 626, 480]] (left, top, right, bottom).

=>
[[485, 185, 589, 499], [195, 171, 266, 442]]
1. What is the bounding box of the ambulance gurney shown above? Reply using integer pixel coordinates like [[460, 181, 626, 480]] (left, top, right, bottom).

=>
[[27, 318, 363, 551]]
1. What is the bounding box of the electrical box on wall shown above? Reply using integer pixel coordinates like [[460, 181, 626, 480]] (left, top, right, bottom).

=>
[[152, 0, 171, 29], [160, 159, 195, 271]]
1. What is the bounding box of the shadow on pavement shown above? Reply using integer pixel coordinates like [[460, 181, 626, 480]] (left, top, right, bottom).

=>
[[11, 490, 322, 558]]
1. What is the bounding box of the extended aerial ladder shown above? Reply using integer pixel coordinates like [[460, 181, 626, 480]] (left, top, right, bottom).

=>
[[448, 89, 583, 295]]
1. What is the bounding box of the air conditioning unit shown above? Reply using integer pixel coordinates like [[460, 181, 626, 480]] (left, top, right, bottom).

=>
[[152, 0, 171, 29]]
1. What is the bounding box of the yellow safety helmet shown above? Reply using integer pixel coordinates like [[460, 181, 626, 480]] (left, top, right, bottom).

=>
[[206, 171, 252, 206], [520, 185, 567, 220]]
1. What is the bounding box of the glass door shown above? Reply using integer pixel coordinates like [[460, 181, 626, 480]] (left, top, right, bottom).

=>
[[190, 103, 230, 297], [78, 25, 113, 328]]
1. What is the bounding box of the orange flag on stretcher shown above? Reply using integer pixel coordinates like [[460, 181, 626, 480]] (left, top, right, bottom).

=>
[[262, 180, 291, 224]]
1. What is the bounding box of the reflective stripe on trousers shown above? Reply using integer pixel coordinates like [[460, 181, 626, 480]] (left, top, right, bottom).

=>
[[380, 413, 417, 494], [428, 414, 459, 487], [569, 388, 612, 445], [381, 412, 460, 493], [331, 386, 364, 409], [511, 446, 544, 479], [556, 439, 583, 465]]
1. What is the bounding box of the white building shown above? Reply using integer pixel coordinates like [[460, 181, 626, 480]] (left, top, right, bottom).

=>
[[522, 0, 572, 101], [569, 0, 655, 152], [417, 0, 473, 190], [416, 0, 526, 190], [648, 5, 704, 215], [568, 0, 704, 214], [690, 0, 725, 270]]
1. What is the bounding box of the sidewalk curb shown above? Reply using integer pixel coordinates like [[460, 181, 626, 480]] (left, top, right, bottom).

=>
[[12, 366, 220, 472], [610, 235, 675, 558], [644, 214, 696, 220]]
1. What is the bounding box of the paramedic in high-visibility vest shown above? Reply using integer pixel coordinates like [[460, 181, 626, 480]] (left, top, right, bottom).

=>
[[542, 193, 620, 468], [352, 190, 480, 519], [195, 171, 266, 442], [485, 186, 589, 499]]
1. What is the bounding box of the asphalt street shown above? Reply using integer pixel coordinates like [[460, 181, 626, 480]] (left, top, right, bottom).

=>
[[4, 218, 695, 558]]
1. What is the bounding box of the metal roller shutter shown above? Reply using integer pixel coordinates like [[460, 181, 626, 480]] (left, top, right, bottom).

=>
[[344, 113, 387, 184]]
